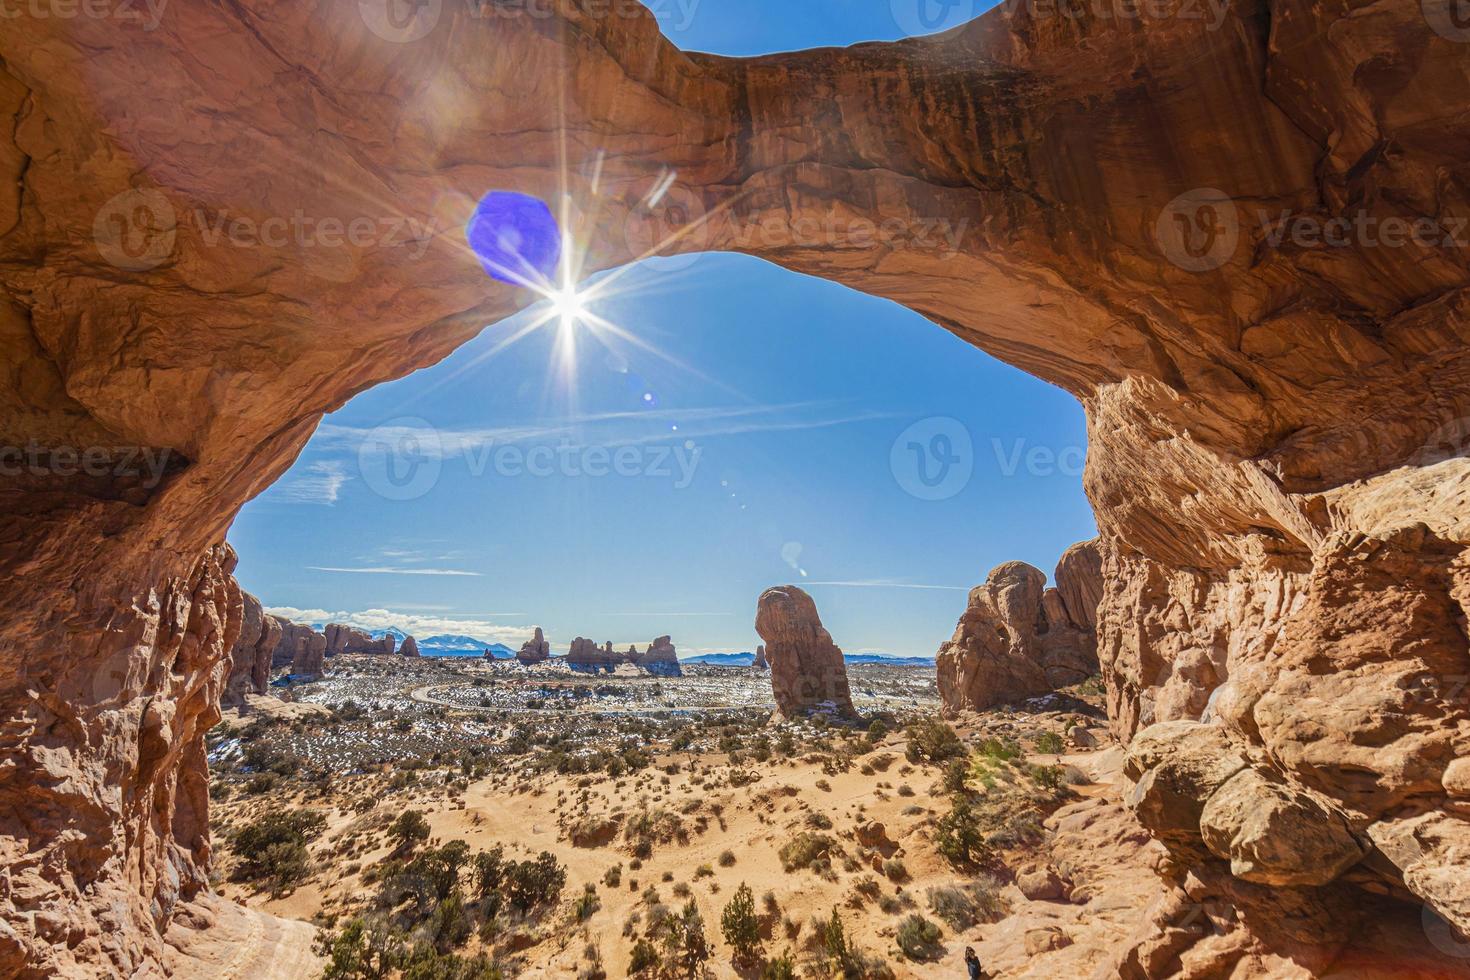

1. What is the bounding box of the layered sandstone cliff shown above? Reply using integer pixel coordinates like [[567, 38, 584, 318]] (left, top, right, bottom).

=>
[[1, 0, 1468, 973], [756, 586, 855, 719], [938, 539, 1103, 711], [223, 588, 282, 707]]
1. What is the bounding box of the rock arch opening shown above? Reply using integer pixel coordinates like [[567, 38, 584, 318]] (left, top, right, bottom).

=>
[[1, 0, 1468, 975]]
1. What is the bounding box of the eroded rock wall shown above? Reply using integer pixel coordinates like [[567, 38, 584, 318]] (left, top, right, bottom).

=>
[[223, 588, 280, 707], [0, 0, 1467, 972]]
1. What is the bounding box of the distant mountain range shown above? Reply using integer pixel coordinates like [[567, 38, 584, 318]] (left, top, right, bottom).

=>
[[680, 652, 934, 667], [368, 627, 515, 658]]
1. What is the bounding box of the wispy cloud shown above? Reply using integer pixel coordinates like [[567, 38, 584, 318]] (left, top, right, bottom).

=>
[[307, 566, 483, 577], [801, 580, 970, 591], [316, 401, 895, 460], [264, 606, 533, 645], [602, 612, 735, 617], [273, 460, 350, 505]]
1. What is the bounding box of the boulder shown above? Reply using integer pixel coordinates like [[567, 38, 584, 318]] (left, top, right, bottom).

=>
[[937, 543, 1102, 713], [755, 586, 855, 719], [1017, 868, 1066, 901], [517, 627, 551, 665], [1199, 769, 1367, 887]]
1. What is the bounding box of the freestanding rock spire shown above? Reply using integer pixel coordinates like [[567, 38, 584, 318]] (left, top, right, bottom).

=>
[[753, 645, 768, 670], [517, 627, 551, 665], [755, 587, 855, 719]]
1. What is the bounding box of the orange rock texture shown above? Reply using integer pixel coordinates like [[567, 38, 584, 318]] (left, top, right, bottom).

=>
[[1, 0, 1468, 973]]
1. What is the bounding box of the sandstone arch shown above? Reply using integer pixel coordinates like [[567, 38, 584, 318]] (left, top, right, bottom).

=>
[[1, 0, 1467, 974]]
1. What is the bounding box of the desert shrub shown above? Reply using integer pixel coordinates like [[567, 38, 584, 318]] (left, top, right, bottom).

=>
[[778, 832, 835, 873], [1061, 764, 1091, 786], [760, 951, 797, 980], [603, 864, 623, 888], [506, 851, 566, 911], [941, 758, 969, 794], [975, 736, 1022, 763], [575, 883, 600, 921], [1034, 731, 1065, 754], [721, 883, 762, 962], [903, 717, 964, 765], [389, 810, 431, 851], [628, 938, 659, 974], [1030, 763, 1066, 791], [926, 879, 1007, 930], [718, 850, 736, 867], [881, 858, 908, 883], [804, 812, 833, 831], [315, 916, 406, 979], [246, 772, 279, 795], [231, 809, 325, 894], [934, 795, 989, 868], [425, 891, 474, 952], [895, 915, 943, 961]]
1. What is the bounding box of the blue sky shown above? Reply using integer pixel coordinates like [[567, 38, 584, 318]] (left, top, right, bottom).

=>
[[226, 0, 1092, 658]]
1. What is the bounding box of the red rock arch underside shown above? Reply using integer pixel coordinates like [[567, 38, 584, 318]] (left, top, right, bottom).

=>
[[1, 0, 1468, 975]]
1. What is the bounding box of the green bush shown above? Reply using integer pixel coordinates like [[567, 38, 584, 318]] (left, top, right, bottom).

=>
[[628, 938, 659, 974], [506, 851, 566, 911], [934, 795, 989, 868], [1034, 731, 1065, 755], [230, 809, 324, 894], [903, 718, 964, 765], [389, 810, 431, 851], [895, 914, 943, 961], [926, 880, 1007, 930], [778, 832, 835, 873], [720, 883, 761, 962]]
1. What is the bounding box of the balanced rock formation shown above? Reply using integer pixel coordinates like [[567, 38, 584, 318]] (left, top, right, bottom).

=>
[[938, 540, 1103, 712], [517, 628, 551, 666], [223, 588, 282, 707], [401, 635, 420, 658], [634, 635, 683, 678], [753, 645, 768, 670], [325, 622, 394, 656], [755, 587, 854, 719], [271, 619, 328, 680], [3, 0, 1470, 973]]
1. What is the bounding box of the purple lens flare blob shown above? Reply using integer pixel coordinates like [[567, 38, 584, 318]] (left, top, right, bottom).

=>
[[465, 191, 561, 287]]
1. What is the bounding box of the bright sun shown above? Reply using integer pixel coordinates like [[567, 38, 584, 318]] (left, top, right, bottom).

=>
[[549, 286, 585, 330]]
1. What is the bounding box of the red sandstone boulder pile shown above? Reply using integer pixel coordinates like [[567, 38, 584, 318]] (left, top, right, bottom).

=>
[[938, 539, 1103, 713], [755, 586, 855, 719]]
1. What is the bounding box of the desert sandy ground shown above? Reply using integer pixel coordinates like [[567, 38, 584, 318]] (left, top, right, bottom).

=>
[[208, 655, 1167, 978]]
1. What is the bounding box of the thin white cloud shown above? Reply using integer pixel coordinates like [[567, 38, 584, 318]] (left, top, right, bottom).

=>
[[316, 401, 896, 460], [602, 612, 735, 617], [801, 580, 970, 591], [273, 460, 350, 505], [307, 566, 483, 577], [264, 606, 533, 645]]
